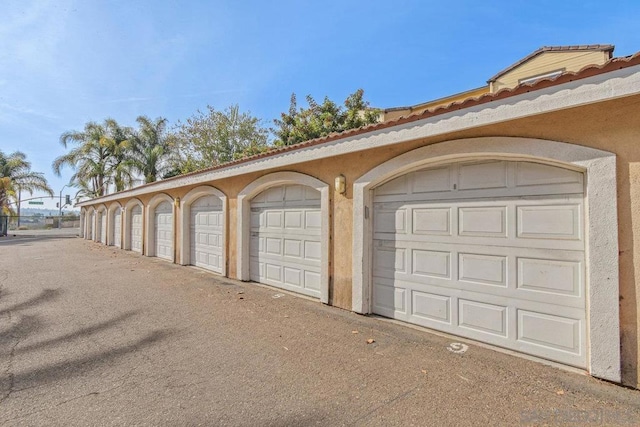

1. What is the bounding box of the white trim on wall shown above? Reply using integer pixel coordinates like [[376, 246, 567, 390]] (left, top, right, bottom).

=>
[[123, 198, 144, 251], [145, 193, 175, 260], [77, 65, 640, 208], [79, 208, 86, 239], [352, 137, 620, 383], [180, 186, 228, 276], [237, 172, 331, 304]]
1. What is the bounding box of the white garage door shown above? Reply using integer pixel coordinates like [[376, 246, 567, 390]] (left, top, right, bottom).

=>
[[154, 201, 173, 261], [250, 184, 322, 298], [372, 160, 586, 367], [130, 205, 143, 253], [100, 211, 107, 244], [190, 196, 224, 273], [113, 208, 122, 247]]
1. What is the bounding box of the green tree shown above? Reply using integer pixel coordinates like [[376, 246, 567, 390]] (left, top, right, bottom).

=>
[[104, 119, 135, 192], [272, 89, 380, 146], [129, 116, 171, 184], [53, 120, 129, 197], [0, 150, 53, 214], [170, 105, 270, 174]]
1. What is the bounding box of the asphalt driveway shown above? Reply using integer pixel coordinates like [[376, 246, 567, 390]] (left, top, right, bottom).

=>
[[0, 236, 639, 426]]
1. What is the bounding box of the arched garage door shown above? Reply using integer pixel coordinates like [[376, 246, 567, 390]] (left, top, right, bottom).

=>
[[250, 184, 321, 298], [372, 160, 586, 367], [154, 201, 173, 261], [190, 196, 223, 273], [130, 205, 143, 253], [112, 207, 122, 247]]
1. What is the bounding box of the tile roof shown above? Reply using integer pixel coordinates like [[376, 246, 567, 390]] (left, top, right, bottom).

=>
[[86, 49, 640, 201], [487, 44, 615, 83]]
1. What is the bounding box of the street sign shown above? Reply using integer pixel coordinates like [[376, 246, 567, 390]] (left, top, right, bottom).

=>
[[28, 201, 44, 205]]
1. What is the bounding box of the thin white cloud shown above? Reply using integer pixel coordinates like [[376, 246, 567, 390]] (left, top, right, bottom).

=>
[[101, 89, 245, 104], [0, 102, 59, 121]]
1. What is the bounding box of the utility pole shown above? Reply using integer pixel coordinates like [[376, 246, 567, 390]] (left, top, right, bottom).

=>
[[58, 184, 69, 229]]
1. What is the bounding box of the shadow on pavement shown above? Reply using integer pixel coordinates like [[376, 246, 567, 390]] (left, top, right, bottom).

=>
[[0, 288, 172, 394], [15, 311, 140, 355], [0, 289, 61, 316], [11, 329, 172, 391]]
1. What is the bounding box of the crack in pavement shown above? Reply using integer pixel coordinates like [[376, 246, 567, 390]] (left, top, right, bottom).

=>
[[349, 385, 421, 425]]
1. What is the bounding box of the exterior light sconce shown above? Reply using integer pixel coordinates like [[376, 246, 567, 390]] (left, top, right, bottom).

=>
[[174, 197, 180, 207], [335, 174, 346, 195]]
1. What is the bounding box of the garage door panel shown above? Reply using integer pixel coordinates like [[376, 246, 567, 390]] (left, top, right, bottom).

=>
[[517, 258, 582, 297], [458, 206, 507, 237], [458, 253, 507, 287], [372, 160, 586, 367], [412, 291, 452, 324], [250, 185, 321, 299], [190, 197, 224, 274], [458, 161, 508, 191], [412, 249, 451, 278], [373, 282, 406, 315], [130, 207, 143, 252], [458, 299, 508, 337], [517, 204, 581, 240], [412, 167, 452, 193], [515, 162, 583, 187], [113, 210, 122, 247], [413, 208, 451, 235]]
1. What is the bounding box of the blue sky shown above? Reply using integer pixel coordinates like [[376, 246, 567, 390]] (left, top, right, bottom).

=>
[[2, 0, 640, 210]]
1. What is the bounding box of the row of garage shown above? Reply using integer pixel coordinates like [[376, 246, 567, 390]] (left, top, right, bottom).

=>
[[80, 152, 604, 374]]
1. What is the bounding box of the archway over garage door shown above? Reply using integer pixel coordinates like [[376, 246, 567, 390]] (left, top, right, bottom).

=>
[[146, 193, 175, 262], [352, 137, 620, 382], [237, 172, 330, 303], [180, 186, 227, 275], [124, 199, 144, 253]]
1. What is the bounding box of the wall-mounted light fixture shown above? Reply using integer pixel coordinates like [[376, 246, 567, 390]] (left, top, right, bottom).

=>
[[335, 174, 346, 195], [174, 197, 181, 207]]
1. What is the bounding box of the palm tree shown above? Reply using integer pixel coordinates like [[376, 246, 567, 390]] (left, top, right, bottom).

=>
[[103, 119, 135, 192], [130, 116, 171, 184], [53, 118, 138, 198], [0, 150, 53, 214], [53, 121, 111, 198]]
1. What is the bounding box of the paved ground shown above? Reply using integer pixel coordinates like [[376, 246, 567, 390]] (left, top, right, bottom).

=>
[[0, 237, 639, 426]]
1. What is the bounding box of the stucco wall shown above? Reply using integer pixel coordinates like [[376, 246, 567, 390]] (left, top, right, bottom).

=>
[[82, 93, 640, 387], [492, 50, 610, 91]]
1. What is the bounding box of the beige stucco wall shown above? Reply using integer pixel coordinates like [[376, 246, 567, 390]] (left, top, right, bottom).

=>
[[492, 50, 610, 92], [83, 93, 640, 387]]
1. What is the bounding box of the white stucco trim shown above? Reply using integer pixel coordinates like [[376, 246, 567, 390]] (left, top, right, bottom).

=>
[[352, 137, 620, 383], [79, 208, 86, 239], [106, 202, 123, 247], [237, 172, 330, 304], [179, 186, 228, 276], [78, 64, 640, 208], [123, 198, 144, 251], [145, 193, 175, 260]]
